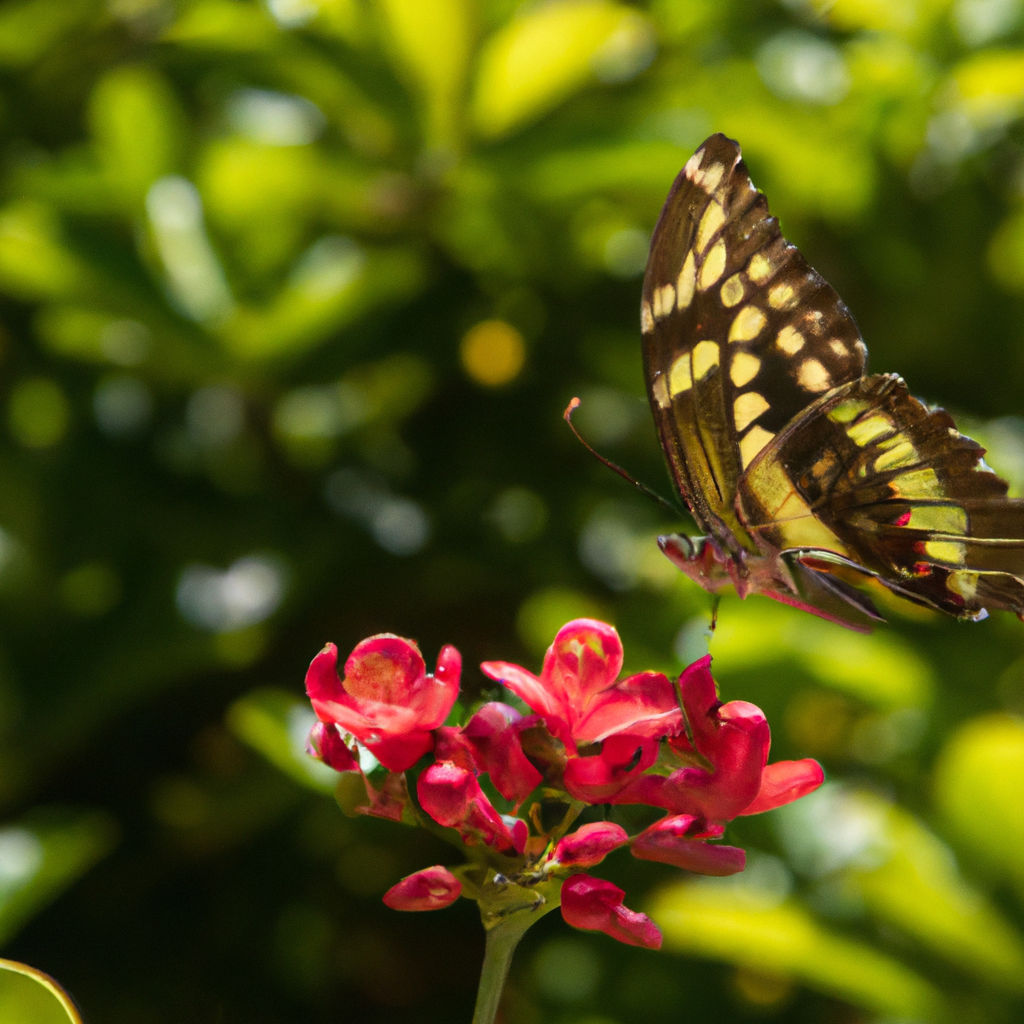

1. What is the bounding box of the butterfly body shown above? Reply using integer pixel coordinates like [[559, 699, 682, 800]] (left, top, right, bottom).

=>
[[642, 134, 1024, 629]]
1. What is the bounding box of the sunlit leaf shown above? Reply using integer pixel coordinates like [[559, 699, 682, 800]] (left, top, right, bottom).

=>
[[0, 0, 92, 68], [471, 1, 653, 139], [219, 243, 423, 361], [227, 687, 337, 794], [650, 877, 942, 1020], [933, 713, 1024, 889], [777, 785, 1024, 992], [162, 0, 281, 50], [950, 49, 1024, 128], [0, 959, 83, 1024], [375, 0, 474, 149], [0, 201, 87, 301]]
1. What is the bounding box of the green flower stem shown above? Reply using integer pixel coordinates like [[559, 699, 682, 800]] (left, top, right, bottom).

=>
[[471, 915, 532, 1024], [471, 877, 563, 1024]]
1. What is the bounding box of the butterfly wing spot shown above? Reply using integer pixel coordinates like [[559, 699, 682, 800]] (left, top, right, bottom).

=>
[[873, 438, 918, 473], [828, 338, 848, 357], [698, 240, 727, 290], [734, 391, 770, 432], [739, 425, 776, 468], [692, 340, 721, 380], [924, 540, 967, 565], [682, 150, 703, 181], [797, 358, 832, 393], [653, 283, 676, 319], [847, 412, 895, 446], [768, 282, 797, 310], [906, 505, 968, 533], [669, 353, 692, 396], [890, 468, 942, 497], [947, 571, 979, 602], [728, 305, 767, 343], [721, 273, 745, 308], [802, 310, 826, 336], [698, 162, 726, 193], [652, 372, 671, 408], [827, 398, 870, 424], [776, 326, 805, 355], [730, 351, 761, 387], [747, 252, 775, 284], [641, 300, 654, 334], [676, 252, 696, 310], [696, 201, 726, 253]]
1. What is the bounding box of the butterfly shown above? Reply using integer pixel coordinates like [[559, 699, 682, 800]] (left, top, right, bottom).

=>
[[641, 133, 1024, 631]]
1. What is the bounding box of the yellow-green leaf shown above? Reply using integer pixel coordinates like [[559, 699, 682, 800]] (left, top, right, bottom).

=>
[[0, 959, 83, 1024], [471, 1, 653, 139]]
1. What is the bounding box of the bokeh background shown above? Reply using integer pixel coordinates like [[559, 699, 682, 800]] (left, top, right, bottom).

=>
[[0, 0, 1023, 1020]]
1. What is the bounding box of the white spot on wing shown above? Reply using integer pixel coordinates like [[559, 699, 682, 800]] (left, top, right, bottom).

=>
[[733, 391, 770, 432], [728, 305, 766, 343], [730, 352, 761, 387], [700, 162, 725, 193], [641, 300, 654, 334], [747, 252, 774, 284], [676, 252, 696, 309], [797, 358, 831, 393], [669, 354, 692, 396], [720, 274, 744, 308], [652, 373, 670, 409], [696, 201, 725, 253], [691, 341, 720, 381], [698, 240, 727, 290], [768, 282, 797, 310], [776, 326, 805, 355], [739, 425, 775, 468], [653, 283, 675, 319]]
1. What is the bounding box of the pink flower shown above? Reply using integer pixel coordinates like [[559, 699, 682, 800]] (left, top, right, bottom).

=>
[[550, 822, 628, 870], [383, 866, 462, 911], [434, 702, 543, 807], [306, 635, 461, 772], [417, 761, 527, 854], [560, 874, 662, 949], [481, 620, 681, 802], [612, 656, 822, 822], [306, 720, 358, 773], [631, 814, 745, 875]]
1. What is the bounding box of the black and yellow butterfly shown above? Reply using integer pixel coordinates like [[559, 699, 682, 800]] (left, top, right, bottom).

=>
[[642, 134, 1024, 630]]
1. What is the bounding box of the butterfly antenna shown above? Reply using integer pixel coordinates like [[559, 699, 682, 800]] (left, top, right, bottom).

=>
[[564, 398, 679, 515]]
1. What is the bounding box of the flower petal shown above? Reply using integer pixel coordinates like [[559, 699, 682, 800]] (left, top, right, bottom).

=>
[[561, 874, 662, 949], [631, 814, 746, 876], [542, 619, 623, 723], [363, 730, 434, 772], [417, 761, 519, 852], [383, 866, 462, 911], [306, 720, 358, 772], [563, 734, 658, 803], [344, 634, 427, 704], [463, 703, 543, 805], [739, 758, 824, 816], [407, 643, 462, 729], [551, 822, 629, 869], [575, 671, 682, 744], [480, 661, 563, 722]]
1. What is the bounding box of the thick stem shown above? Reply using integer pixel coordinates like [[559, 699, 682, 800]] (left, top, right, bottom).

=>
[[470, 917, 531, 1024]]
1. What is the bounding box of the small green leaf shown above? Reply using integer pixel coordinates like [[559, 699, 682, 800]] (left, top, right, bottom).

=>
[[0, 959, 84, 1024]]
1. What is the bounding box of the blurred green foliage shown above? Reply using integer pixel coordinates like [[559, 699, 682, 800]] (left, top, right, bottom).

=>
[[0, 0, 1021, 1022]]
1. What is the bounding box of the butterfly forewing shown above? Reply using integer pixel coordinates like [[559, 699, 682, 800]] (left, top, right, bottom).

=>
[[642, 134, 866, 552]]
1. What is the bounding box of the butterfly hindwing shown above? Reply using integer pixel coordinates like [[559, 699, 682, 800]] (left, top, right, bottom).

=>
[[641, 134, 866, 552], [739, 373, 1024, 618]]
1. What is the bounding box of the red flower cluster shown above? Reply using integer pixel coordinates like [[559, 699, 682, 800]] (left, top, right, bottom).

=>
[[306, 619, 822, 949]]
